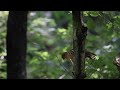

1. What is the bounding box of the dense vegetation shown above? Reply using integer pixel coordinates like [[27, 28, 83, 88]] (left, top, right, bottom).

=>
[[0, 11, 120, 79]]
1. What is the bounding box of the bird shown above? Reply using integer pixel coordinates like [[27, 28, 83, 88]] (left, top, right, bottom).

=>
[[62, 49, 96, 64]]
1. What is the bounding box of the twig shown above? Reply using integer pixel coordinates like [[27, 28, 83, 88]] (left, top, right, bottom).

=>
[[56, 56, 74, 78], [56, 56, 68, 72]]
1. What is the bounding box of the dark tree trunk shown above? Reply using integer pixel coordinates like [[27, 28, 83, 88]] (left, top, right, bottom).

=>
[[7, 11, 28, 79], [72, 11, 87, 79]]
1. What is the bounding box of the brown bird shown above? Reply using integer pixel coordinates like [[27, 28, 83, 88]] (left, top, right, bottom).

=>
[[113, 56, 120, 72], [62, 49, 96, 64]]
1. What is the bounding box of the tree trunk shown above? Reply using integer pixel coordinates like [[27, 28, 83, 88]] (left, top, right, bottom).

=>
[[72, 11, 87, 79], [7, 11, 28, 79]]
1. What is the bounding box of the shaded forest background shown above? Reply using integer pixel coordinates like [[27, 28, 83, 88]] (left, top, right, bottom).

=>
[[0, 11, 120, 79]]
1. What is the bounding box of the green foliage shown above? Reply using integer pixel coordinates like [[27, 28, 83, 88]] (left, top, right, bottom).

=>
[[0, 11, 8, 79], [84, 11, 120, 79], [0, 11, 120, 79]]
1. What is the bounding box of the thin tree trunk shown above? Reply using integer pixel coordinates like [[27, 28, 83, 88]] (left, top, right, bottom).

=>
[[72, 11, 87, 79], [7, 11, 28, 79]]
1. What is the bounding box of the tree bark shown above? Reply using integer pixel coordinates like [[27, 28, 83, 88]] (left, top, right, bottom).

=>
[[72, 11, 87, 79], [7, 11, 28, 79]]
